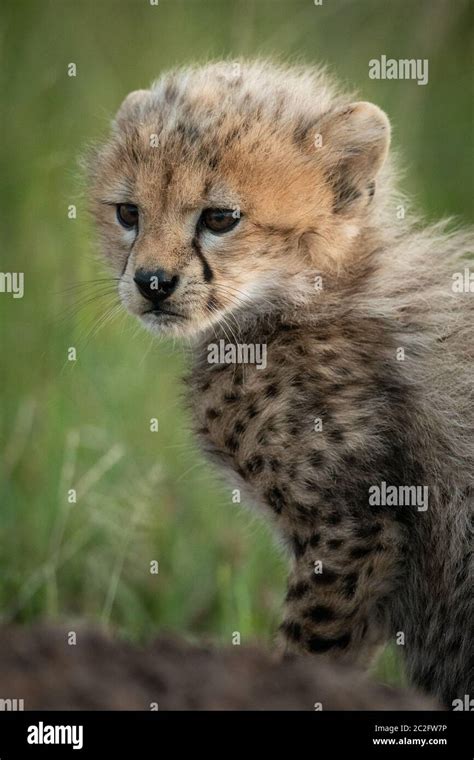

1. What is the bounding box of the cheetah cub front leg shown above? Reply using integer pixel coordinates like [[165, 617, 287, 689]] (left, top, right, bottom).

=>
[[278, 514, 402, 668], [190, 334, 407, 672]]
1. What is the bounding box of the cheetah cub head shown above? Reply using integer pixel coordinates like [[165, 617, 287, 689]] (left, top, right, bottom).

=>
[[90, 61, 390, 337]]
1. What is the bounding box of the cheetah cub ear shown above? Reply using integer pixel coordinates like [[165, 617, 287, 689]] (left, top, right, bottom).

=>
[[113, 89, 150, 130], [320, 101, 391, 213]]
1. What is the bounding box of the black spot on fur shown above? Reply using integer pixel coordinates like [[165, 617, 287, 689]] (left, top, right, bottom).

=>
[[224, 435, 239, 453], [327, 538, 344, 550], [305, 605, 336, 623], [295, 503, 314, 524], [313, 567, 339, 585], [356, 523, 383, 540], [285, 581, 310, 602], [206, 408, 221, 420], [350, 545, 373, 559], [280, 620, 302, 642], [266, 485, 286, 514], [247, 403, 258, 418], [343, 572, 358, 598], [245, 455, 264, 475], [307, 632, 351, 652], [269, 457, 281, 472], [308, 450, 325, 468], [328, 427, 345, 443], [233, 420, 246, 435], [292, 534, 308, 558], [265, 383, 279, 398]]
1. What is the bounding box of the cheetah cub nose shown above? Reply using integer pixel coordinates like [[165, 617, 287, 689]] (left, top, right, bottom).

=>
[[134, 268, 179, 305]]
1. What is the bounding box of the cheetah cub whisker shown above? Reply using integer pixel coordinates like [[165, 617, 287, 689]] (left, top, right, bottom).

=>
[[89, 60, 473, 707]]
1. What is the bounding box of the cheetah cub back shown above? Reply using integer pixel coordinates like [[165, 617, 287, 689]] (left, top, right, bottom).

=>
[[89, 60, 474, 706]]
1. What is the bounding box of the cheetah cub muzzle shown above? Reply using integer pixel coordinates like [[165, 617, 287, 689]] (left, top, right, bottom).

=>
[[89, 61, 474, 707]]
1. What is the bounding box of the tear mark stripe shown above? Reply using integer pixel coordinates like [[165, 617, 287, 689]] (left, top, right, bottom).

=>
[[192, 237, 214, 282]]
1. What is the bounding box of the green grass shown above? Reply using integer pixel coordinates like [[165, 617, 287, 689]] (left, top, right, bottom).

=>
[[1, 0, 472, 688]]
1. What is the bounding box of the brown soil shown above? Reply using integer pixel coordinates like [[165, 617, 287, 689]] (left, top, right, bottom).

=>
[[0, 625, 439, 711]]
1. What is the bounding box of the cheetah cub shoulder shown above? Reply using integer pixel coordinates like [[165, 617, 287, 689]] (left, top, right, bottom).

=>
[[90, 61, 474, 706]]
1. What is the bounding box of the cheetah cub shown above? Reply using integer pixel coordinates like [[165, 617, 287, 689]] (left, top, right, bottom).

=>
[[89, 61, 473, 706]]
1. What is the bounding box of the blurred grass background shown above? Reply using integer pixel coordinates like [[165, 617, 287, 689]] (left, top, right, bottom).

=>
[[0, 0, 472, 688]]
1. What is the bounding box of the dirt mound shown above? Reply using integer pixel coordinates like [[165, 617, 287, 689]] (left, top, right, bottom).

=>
[[0, 625, 439, 710]]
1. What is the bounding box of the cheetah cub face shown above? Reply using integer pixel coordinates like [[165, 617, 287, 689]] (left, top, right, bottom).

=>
[[90, 61, 390, 337]]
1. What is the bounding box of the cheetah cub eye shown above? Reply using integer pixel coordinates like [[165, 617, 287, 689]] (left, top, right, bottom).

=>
[[116, 203, 139, 230], [199, 208, 240, 234]]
